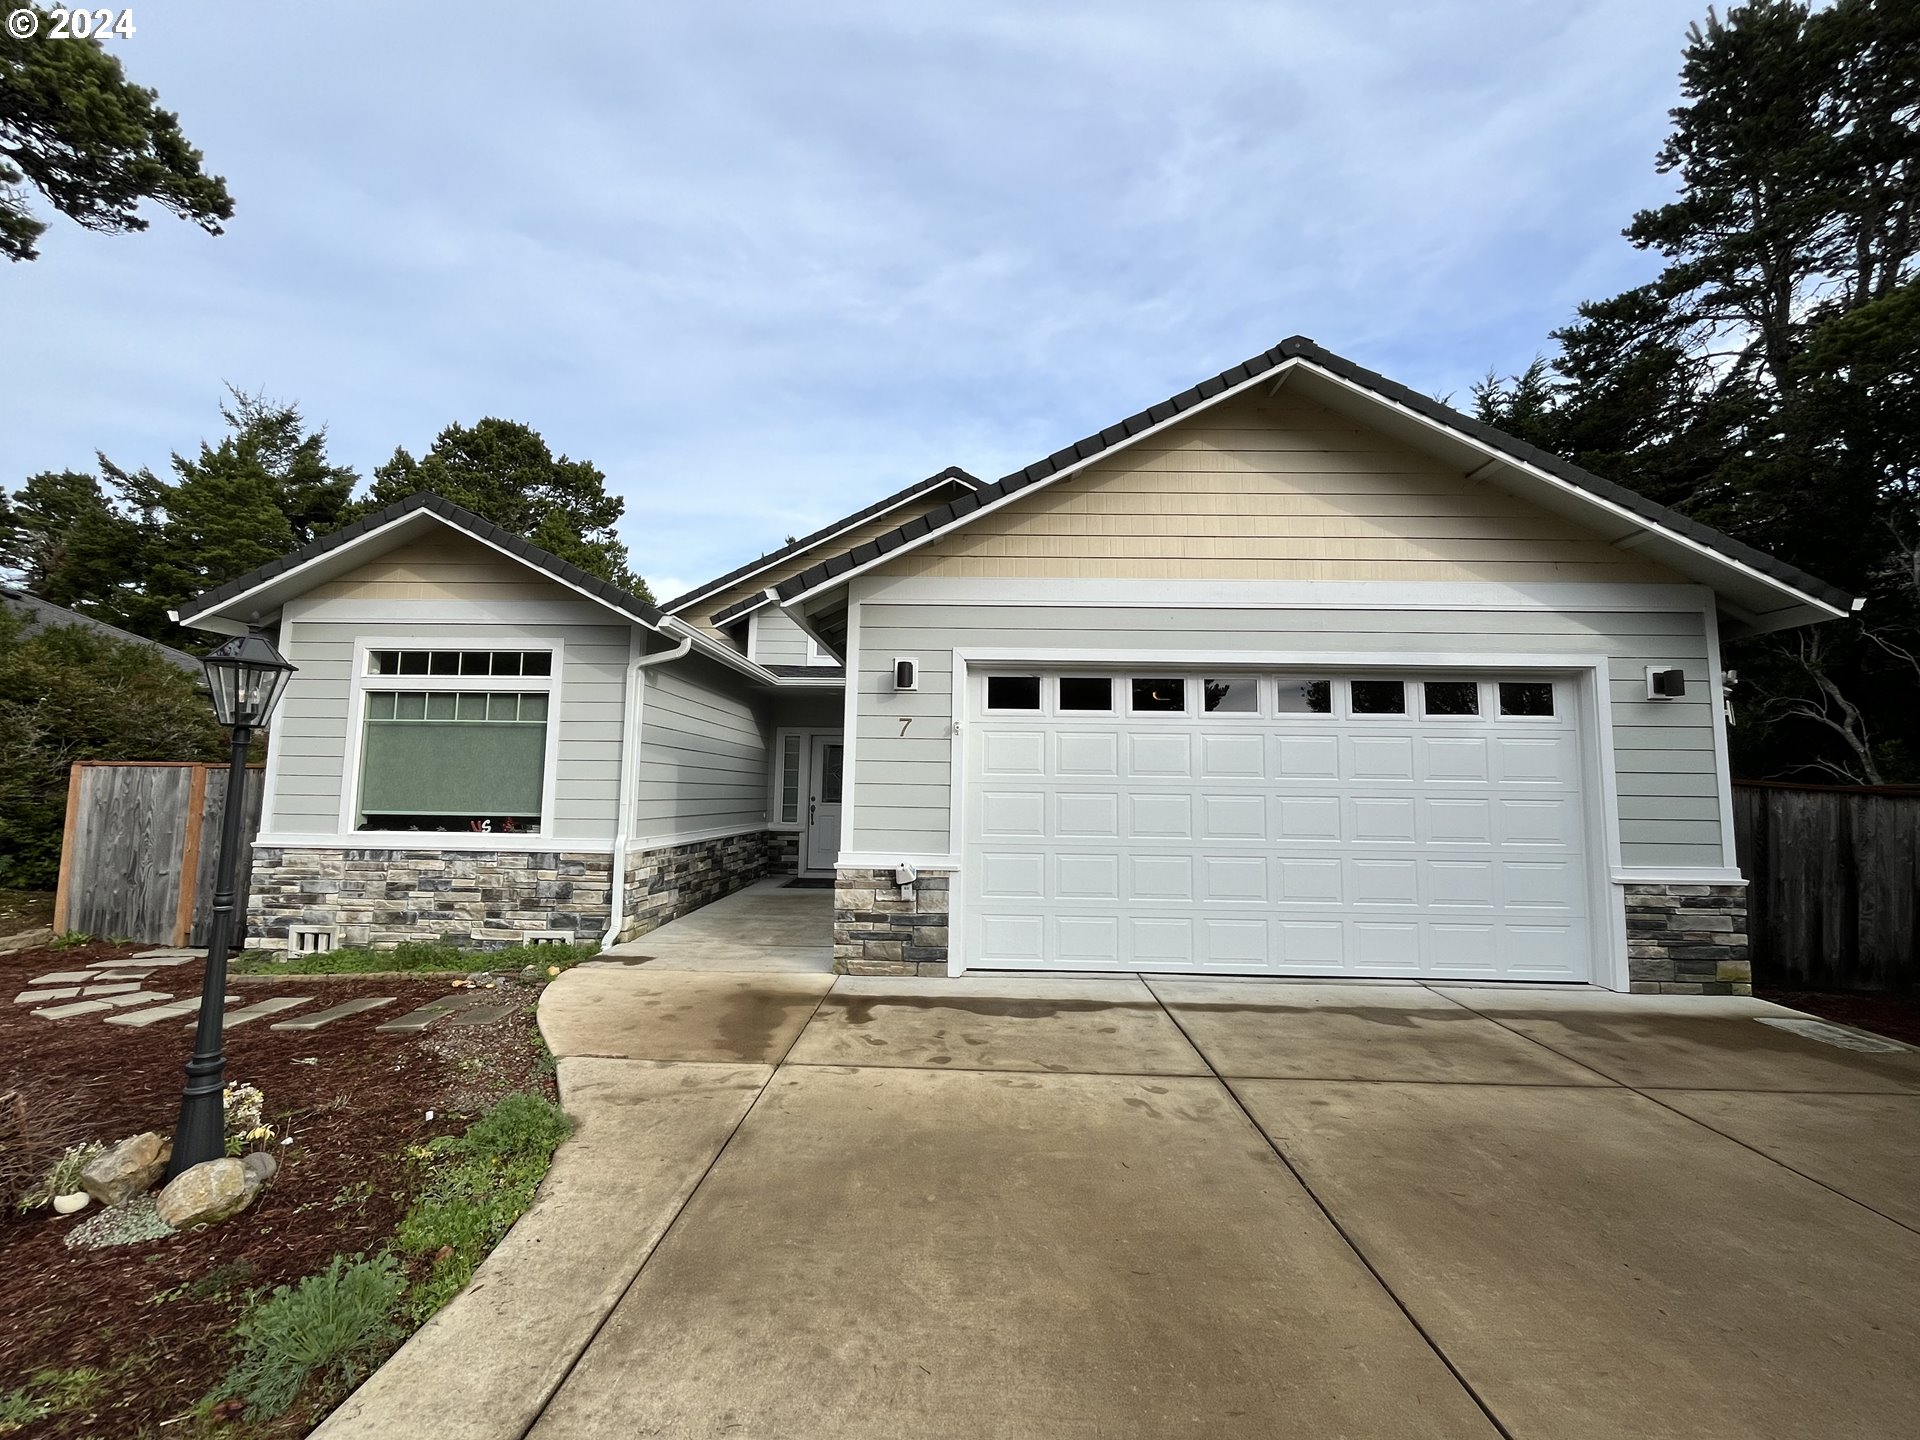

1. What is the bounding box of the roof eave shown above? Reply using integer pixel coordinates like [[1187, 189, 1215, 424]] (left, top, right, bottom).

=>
[[660, 466, 981, 615], [775, 341, 1854, 627]]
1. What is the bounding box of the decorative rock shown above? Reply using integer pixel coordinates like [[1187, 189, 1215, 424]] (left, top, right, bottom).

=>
[[241, 1151, 279, 1186], [154, 1158, 261, 1230], [53, 1191, 91, 1215], [81, 1132, 171, 1205]]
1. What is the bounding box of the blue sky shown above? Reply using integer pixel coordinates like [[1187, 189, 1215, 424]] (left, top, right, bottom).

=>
[[5, 0, 1705, 600]]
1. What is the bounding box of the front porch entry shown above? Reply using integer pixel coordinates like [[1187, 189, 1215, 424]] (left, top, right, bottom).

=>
[[805, 734, 844, 873], [772, 723, 846, 878]]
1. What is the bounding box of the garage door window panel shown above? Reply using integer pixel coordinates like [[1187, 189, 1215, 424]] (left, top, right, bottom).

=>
[[1273, 676, 1332, 715], [1349, 680, 1407, 715], [1130, 678, 1187, 715], [1058, 676, 1113, 712], [1203, 677, 1259, 714], [985, 675, 1042, 711], [1422, 681, 1481, 718], [1498, 681, 1556, 717]]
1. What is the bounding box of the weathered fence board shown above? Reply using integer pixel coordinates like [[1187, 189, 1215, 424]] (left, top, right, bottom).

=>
[[1734, 781, 1920, 993], [52, 762, 266, 947], [188, 764, 266, 946]]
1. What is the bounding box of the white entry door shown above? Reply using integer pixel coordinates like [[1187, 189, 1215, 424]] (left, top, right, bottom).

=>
[[962, 669, 1594, 981], [805, 736, 844, 873]]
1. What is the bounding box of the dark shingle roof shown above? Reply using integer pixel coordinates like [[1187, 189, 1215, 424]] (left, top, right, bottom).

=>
[[177, 492, 668, 629], [773, 337, 1855, 613], [1, 588, 202, 672], [662, 466, 980, 614], [710, 591, 773, 627]]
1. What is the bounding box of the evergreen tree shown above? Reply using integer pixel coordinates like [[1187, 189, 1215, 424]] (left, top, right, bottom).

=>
[[361, 419, 647, 598], [0, 391, 358, 645], [1, 5, 233, 261], [1480, 0, 1920, 782]]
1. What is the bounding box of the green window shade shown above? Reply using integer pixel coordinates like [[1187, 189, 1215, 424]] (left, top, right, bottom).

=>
[[358, 691, 549, 819]]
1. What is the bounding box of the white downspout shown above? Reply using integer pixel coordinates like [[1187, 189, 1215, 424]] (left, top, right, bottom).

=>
[[601, 626, 695, 948]]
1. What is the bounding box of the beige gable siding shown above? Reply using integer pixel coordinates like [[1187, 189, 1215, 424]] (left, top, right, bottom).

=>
[[306, 530, 566, 602], [691, 492, 963, 635], [878, 393, 1682, 584]]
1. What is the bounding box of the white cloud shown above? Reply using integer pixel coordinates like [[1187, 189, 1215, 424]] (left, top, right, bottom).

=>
[[5, 0, 1703, 596]]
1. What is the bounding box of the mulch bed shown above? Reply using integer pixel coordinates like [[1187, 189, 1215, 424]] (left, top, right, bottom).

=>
[[1757, 987, 1920, 1048], [0, 941, 555, 1439]]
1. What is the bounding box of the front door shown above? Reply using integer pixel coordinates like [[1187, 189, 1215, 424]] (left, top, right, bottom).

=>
[[805, 736, 844, 873]]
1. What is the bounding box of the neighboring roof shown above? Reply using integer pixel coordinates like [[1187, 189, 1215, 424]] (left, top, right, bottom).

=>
[[178, 491, 671, 632], [1, 587, 202, 673], [662, 466, 980, 616], [773, 337, 1855, 632]]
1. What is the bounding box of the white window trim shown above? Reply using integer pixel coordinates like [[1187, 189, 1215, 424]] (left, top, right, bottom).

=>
[[339, 635, 565, 843], [806, 633, 838, 667], [768, 727, 817, 832], [942, 647, 1629, 990]]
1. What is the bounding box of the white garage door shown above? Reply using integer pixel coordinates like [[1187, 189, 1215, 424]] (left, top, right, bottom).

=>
[[962, 669, 1594, 981]]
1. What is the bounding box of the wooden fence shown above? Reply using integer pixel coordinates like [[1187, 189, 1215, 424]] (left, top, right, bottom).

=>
[[1733, 781, 1920, 993], [51, 761, 266, 947]]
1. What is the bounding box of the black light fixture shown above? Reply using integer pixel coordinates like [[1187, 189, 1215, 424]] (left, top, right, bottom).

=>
[[165, 625, 297, 1179]]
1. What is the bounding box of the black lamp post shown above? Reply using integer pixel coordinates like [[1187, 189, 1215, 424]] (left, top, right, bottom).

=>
[[165, 628, 296, 1180]]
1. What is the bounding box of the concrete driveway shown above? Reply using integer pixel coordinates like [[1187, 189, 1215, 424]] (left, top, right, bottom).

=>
[[316, 882, 1920, 1440]]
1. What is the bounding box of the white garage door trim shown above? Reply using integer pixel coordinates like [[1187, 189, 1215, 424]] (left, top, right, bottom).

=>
[[946, 648, 1627, 989]]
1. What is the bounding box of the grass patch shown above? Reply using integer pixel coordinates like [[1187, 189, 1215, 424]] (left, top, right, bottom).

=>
[[394, 1092, 572, 1322], [230, 938, 603, 976], [0, 1367, 107, 1433], [215, 1254, 407, 1421]]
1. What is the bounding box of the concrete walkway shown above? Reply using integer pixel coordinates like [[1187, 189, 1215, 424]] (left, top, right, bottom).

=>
[[315, 898, 1920, 1440], [596, 877, 833, 972]]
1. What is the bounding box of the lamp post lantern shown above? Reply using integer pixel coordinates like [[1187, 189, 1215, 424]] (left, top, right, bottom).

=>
[[165, 628, 296, 1180]]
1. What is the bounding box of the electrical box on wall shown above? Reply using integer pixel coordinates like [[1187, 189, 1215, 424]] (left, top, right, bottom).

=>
[[1645, 666, 1686, 700], [893, 657, 919, 692]]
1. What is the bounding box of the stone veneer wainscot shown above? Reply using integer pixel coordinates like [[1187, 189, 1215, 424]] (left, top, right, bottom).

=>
[[1625, 882, 1751, 994], [248, 847, 614, 949], [251, 829, 778, 949], [618, 829, 777, 942], [834, 867, 951, 975]]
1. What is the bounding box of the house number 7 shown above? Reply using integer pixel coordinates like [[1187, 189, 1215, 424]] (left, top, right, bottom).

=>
[[899, 717, 912, 736]]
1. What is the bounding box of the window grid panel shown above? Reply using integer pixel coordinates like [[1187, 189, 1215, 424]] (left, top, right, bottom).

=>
[[366, 649, 554, 678]]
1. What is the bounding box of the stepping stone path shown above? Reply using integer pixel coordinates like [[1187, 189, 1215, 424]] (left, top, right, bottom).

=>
[[15, 949, 517, 1034], [198, 997, 312, 1029], [107, 996, 239, 1027], [272, 997, 396, 1031], [376, 992, 501, 1034]]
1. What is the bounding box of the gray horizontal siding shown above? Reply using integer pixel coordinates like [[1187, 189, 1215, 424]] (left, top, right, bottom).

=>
[[751, 608, 813, 666], [849, 600, 1724, 869], [269, 616, 632, 840], [632, 654, 770, 837]]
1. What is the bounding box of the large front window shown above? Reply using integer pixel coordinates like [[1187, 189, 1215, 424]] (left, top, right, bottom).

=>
[[356, 648, 554, 833]]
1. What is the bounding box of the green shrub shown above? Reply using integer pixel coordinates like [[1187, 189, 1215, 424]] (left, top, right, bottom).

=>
[[0, 611, 225, 890], [395, 1092, 571, 1321], [216, 1254, 406, 1420], [230, 938, 602, 976]]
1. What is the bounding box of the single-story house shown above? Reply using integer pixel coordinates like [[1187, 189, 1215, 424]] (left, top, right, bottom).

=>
[[174, 337, 1856, 993]]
